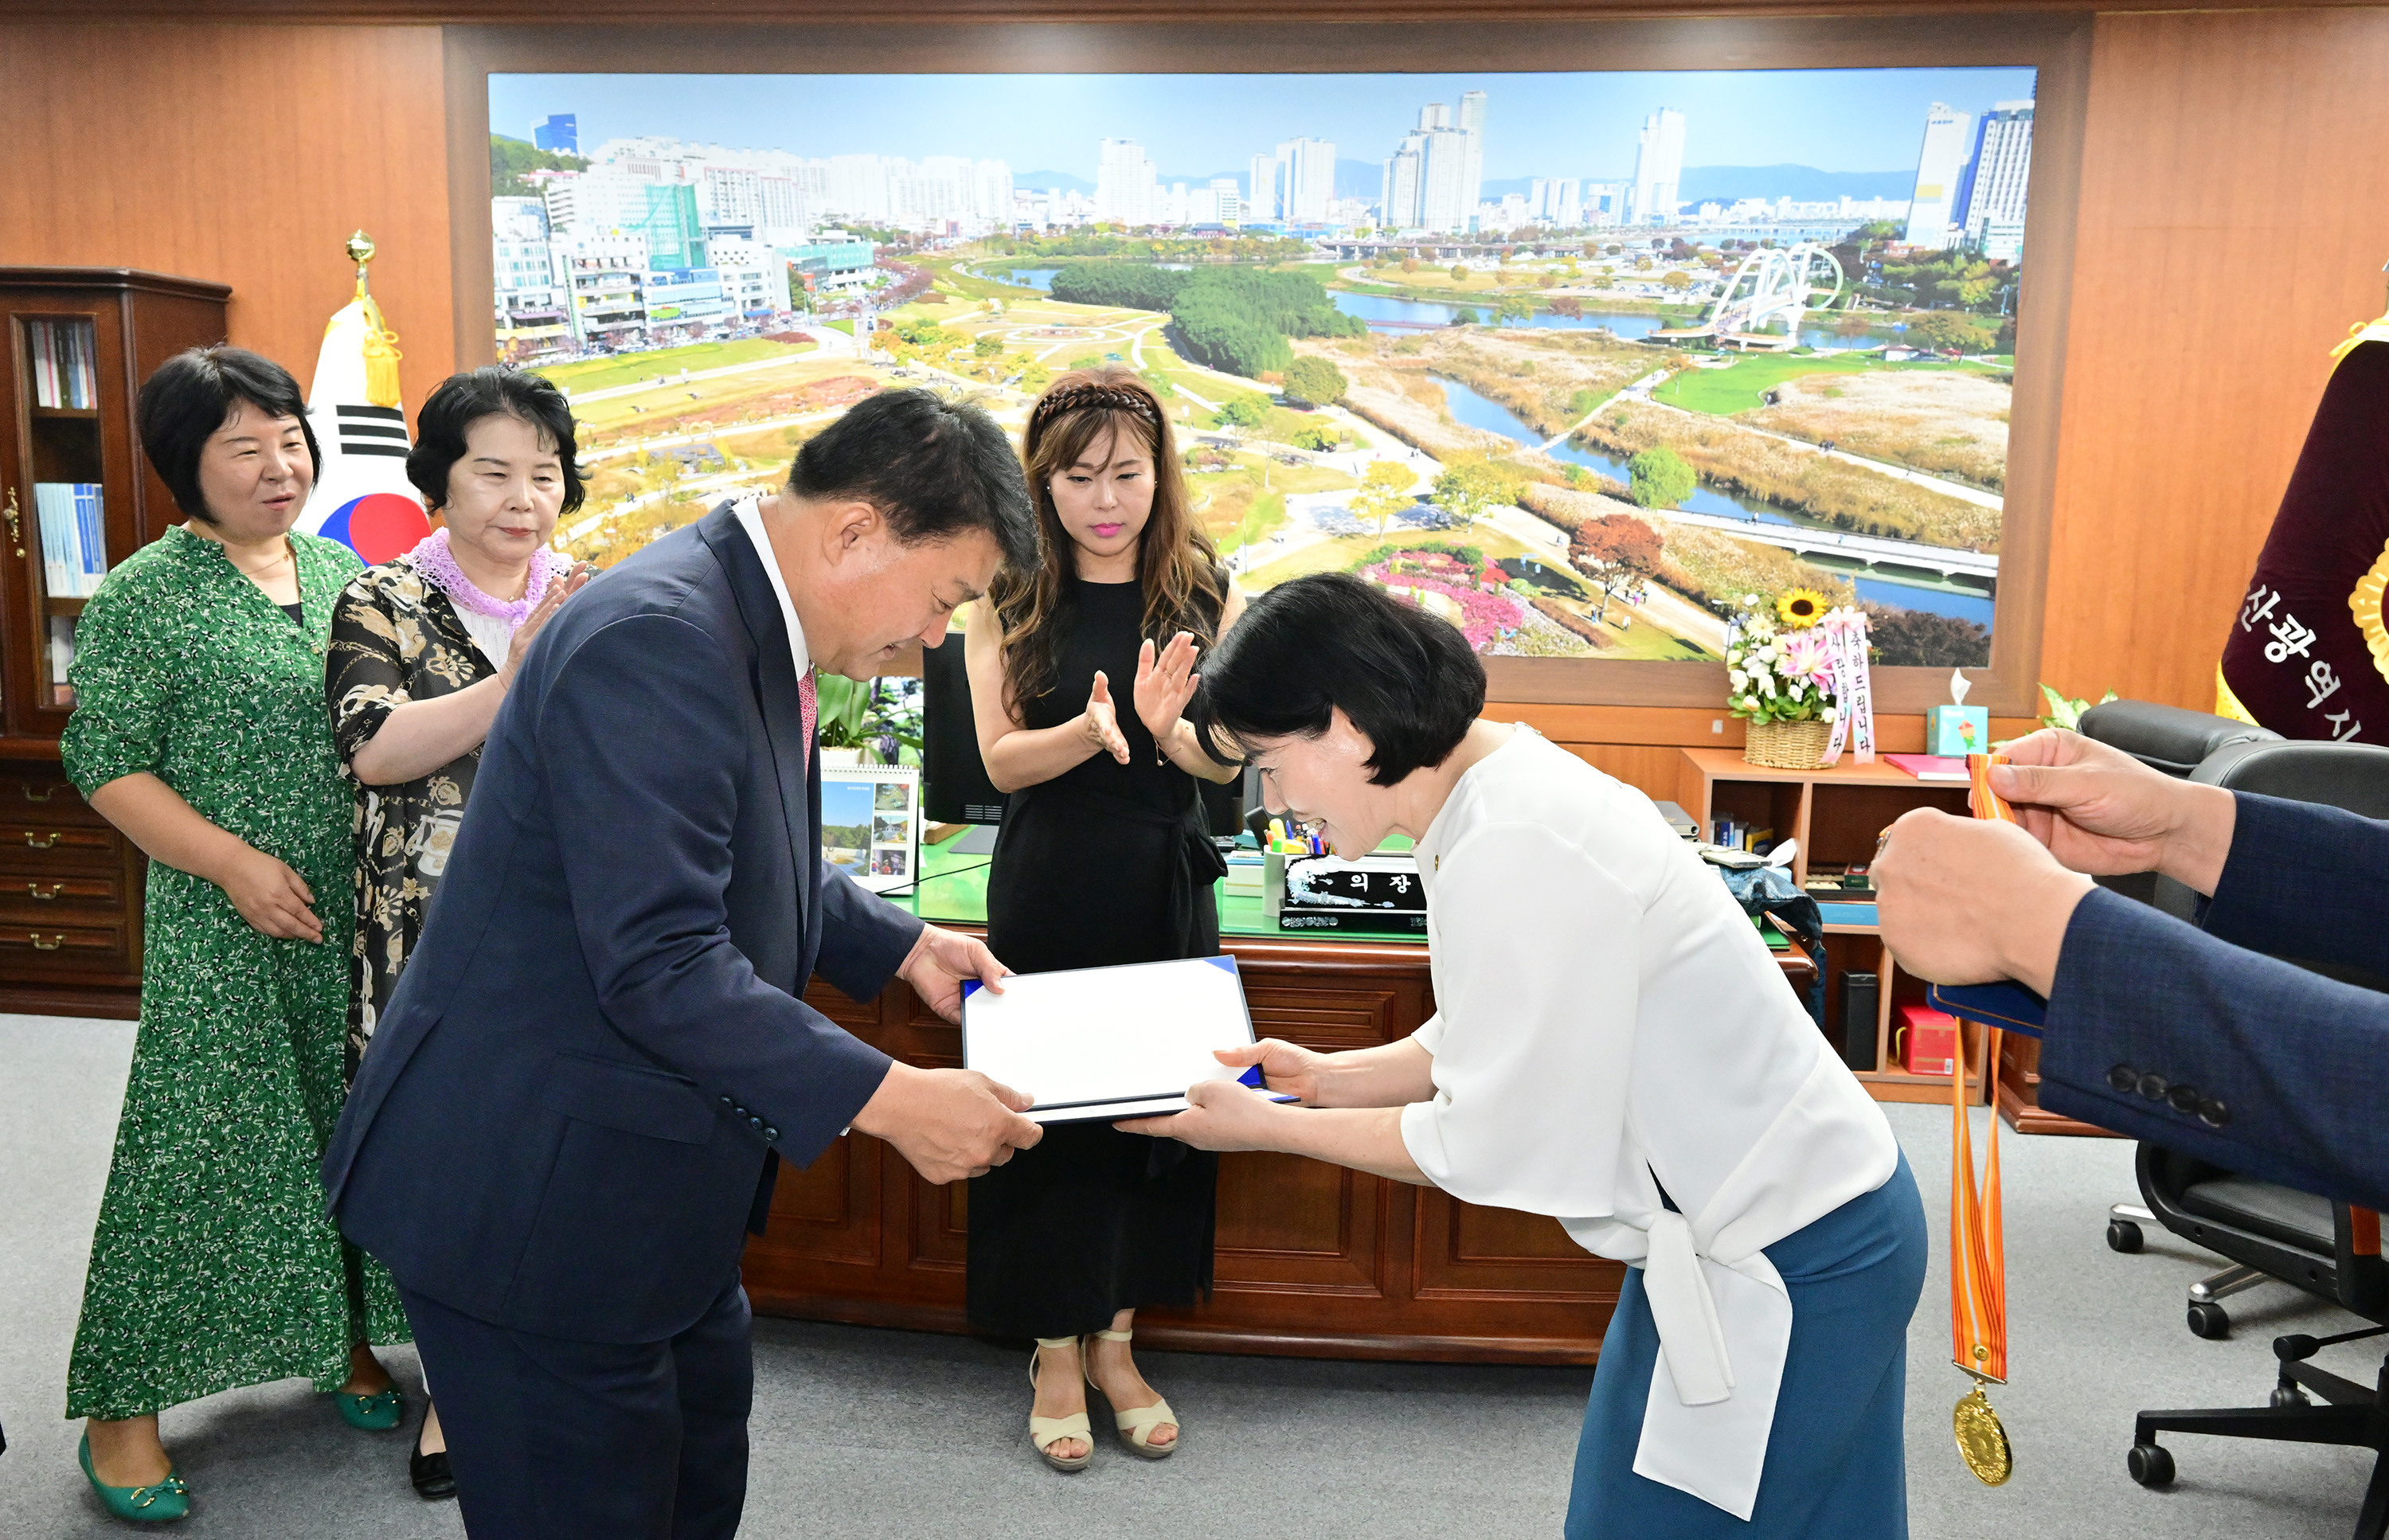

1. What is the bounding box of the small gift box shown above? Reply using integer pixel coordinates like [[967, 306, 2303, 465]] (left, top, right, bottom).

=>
[[1927, 705, 1990, 757], [1895, 1002, 1960, 1077]]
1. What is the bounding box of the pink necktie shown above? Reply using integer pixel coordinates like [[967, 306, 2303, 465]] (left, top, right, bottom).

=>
[[800, 666, 817, 776]]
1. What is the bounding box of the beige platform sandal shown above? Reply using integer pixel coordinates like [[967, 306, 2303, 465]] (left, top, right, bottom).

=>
[[1085, 1327, 1179, 1460], [1028, 1337, 1093, 1472]]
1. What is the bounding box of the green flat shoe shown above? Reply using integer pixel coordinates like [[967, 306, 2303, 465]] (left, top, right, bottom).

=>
[[78, 1433, 190, 1522], [333, 1386, 405, 1431]]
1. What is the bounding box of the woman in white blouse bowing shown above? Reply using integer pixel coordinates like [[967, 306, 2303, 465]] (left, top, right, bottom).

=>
[[1126, 573, 1926, 1537]]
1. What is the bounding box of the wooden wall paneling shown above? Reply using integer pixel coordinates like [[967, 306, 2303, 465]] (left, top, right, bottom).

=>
[[890, 983, 974, 1276], [1207, 1152, 1387, 1295], [1412, 1190, 1621, 1304], [741, 979, 892, 1307], [114, 282, 240, 544], [9, 10, 2381, 717], [2041, 10, 2389, 709], [1553, 743, 1688, 802], [1198, 960, 1410, 1296], [10, 2, 2377, 29], [0, 0, 2301, 15], [0, 24, 457, 413]]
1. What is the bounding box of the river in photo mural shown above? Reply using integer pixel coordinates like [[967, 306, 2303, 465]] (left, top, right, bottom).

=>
[[1429, 374, 1997, 627], [1333, 290, 1855, 350], [494, 64, 2026, 666]]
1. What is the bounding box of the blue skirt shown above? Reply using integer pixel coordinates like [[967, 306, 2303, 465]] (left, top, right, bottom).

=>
[[1566, 1151, 1927, 1538]]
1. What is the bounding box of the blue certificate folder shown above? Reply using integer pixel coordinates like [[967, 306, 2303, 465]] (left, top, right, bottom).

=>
[[961, 956, 1298, 1123], [1926, 981, 2047, 1038]]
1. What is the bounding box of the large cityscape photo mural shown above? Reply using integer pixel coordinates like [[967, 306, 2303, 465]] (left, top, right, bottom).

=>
[[490, 67, 2034, 669]]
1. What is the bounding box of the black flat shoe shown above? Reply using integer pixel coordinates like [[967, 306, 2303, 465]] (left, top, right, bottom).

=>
[[409, 1444, 456, 1501]]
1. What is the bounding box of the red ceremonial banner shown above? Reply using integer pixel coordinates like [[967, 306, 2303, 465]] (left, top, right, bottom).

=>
[[2219, 338, 2389, 745]]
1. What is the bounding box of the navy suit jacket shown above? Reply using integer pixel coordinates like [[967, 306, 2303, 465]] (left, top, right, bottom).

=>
[[2040, 791, 2389, 1210], [323, 502, 918, 1345]]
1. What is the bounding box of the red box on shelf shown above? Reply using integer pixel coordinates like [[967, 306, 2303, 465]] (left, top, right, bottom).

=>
[[1894, 1002, 1959, 1077]]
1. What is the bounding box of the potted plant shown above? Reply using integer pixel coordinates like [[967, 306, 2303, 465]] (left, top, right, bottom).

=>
[[813, 674, 873, 766], [1726, 589, 1842, 768], [812, 675, 925, 766]]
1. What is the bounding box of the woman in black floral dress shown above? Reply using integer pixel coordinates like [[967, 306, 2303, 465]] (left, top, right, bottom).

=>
[[324, 367, 586, 1498]]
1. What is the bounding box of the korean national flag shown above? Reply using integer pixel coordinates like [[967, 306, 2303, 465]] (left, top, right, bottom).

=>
[[297, 286, 432, 566]]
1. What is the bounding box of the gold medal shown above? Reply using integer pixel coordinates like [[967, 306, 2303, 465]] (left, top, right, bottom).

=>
[[1953, 1379, 2013, 1485], [1941, 765, 2024, 1485]]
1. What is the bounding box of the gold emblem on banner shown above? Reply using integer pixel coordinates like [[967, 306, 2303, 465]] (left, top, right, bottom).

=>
[[1953, 1379, 2012, 1486]]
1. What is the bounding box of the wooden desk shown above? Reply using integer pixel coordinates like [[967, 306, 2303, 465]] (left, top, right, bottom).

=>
[[740, 832, 1816, 1365]]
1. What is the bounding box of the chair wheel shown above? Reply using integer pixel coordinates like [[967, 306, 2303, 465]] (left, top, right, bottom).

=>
[[2108, 1219, 2145, 1253], [2270, 1384, 2311, 1409], [2188, 1300, 2232, 1339], [2129, 1441, 2176, 1487]]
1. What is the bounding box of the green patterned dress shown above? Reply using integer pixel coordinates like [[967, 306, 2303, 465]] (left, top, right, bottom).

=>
[[61, 525, 410, 1422]]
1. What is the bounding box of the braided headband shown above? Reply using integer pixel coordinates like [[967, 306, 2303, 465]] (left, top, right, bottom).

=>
[[1028, 383, 1163, 436]]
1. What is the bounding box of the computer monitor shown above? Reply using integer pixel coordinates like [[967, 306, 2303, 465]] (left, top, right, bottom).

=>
[[921, 635, 1004, 826]]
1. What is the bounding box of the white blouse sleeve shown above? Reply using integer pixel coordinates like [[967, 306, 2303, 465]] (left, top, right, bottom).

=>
[[1399, 821, 1640, 1221]]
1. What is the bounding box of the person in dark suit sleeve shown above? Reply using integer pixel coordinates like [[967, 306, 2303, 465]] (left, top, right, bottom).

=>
[[322, 389, 1046, 1539], [1873, 727, 2389, 1211]]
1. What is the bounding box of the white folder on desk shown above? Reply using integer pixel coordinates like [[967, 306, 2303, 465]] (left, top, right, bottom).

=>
[[962, 956, 1262, 1124]]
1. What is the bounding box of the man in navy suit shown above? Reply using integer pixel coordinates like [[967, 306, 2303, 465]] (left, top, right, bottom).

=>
[[1874, 729, 2389, 1210], [324, 389, 1046, 1538]]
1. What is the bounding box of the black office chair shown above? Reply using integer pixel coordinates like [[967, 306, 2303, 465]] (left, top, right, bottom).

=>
[[2070, 710, 2389, 1532], [2095, 721, 2389, 1346], [2078, 702, 2279, 1280]]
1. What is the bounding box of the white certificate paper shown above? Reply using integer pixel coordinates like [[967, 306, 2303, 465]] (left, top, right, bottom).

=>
[[962, 956, 1257, 1123]]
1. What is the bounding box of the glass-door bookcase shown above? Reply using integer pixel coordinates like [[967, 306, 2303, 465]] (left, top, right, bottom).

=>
[[19, 312, 111, 709], [0, 268, 230, 1017]]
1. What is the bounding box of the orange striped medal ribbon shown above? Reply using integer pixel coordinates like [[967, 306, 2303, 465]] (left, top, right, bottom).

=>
[[1949, 1026, 2013, 1484], [1968, 750, 2020, 825], [1951, 751, 2016, 1484]]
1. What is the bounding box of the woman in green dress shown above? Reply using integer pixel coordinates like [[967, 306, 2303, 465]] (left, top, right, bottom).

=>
[[63, 346, 412, 1523]]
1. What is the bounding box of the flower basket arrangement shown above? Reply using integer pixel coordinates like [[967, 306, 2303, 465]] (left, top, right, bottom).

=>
[[1726, 589, 1855, 770]]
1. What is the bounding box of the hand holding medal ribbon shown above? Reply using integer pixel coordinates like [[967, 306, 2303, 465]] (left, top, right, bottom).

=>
[[1946, 751, 2018, 1485]]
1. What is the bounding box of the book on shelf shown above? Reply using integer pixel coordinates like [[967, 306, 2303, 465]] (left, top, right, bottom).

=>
[[25, 319, 98, 410], [1709, 819, 1777, 854], [47, 616, 76, 691], [33, 483, 108, 598], [1883, 753, 1969, 782]]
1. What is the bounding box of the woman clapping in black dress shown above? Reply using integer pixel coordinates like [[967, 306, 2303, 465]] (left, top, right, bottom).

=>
[[964, 369, 1244, 1472]]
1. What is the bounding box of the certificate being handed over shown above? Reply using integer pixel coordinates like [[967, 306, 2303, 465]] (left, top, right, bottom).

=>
[[962, 956, 1291, 1124]]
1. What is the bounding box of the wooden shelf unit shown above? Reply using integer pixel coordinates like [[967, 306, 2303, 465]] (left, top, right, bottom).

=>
[[1675, 746, 1996, 1108], [0, 268, 232, 1018]]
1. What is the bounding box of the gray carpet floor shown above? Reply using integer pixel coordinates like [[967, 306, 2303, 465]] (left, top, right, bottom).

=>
[[3, 1010, 2381, 1538]]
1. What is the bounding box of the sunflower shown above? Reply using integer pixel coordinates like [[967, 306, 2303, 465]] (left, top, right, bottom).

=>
[[2350, 538, 2389, 684], [1776, 588, 1828, 629]]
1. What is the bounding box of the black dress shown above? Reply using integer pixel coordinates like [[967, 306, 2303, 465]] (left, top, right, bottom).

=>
[[970, 576, 1228, 1339]]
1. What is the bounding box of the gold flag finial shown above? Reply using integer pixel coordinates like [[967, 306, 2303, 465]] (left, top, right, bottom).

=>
[[342, 231, 403, 408]]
